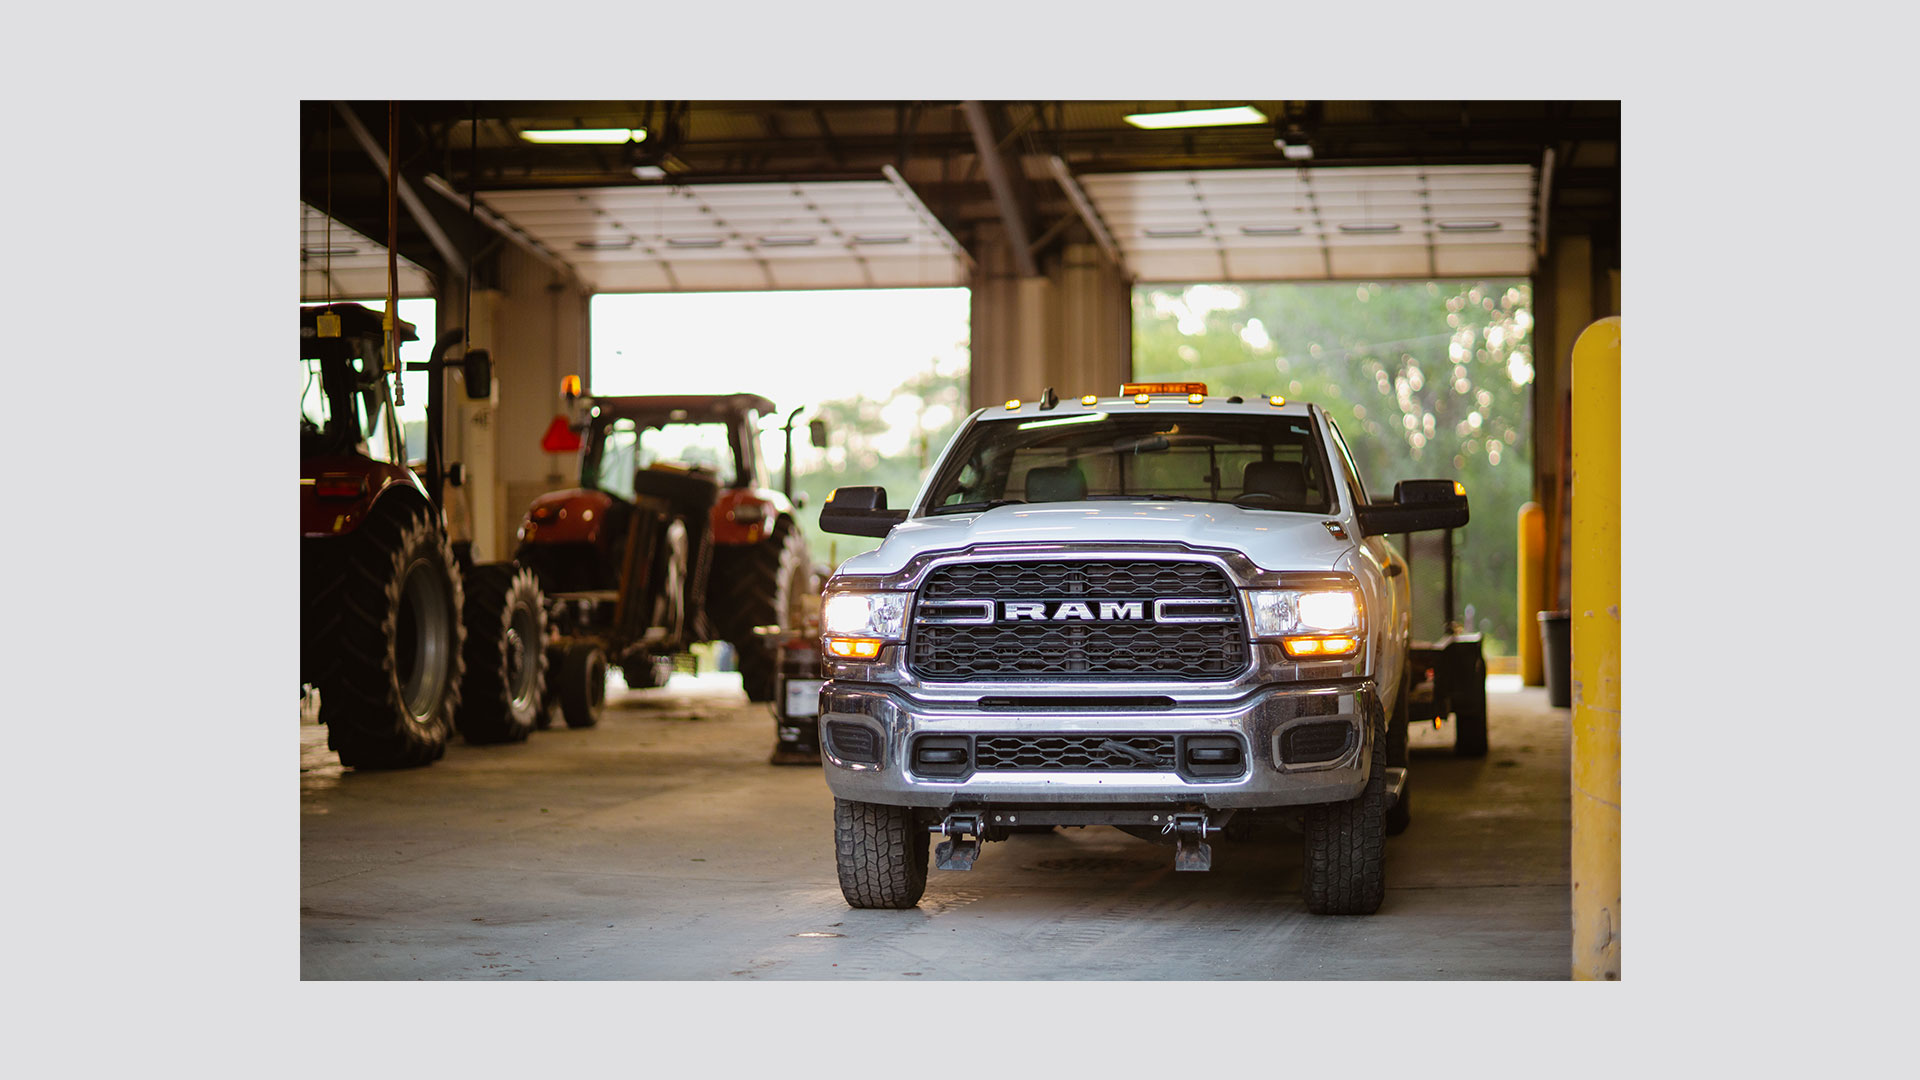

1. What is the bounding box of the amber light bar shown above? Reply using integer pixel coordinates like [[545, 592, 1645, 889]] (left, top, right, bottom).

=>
[[1281, 635, 1359, 659], [1120, 382, 1208, 396], [827, 638, 884, 659]]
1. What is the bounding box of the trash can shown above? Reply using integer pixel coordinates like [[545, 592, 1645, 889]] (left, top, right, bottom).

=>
[[1538, 611, 1572, 708]]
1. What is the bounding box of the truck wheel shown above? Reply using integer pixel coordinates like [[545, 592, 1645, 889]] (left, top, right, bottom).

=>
[[308, 502, 464, 769], [558, 642, 606, 729], [455, 564, 547, 745], [833, 798, 929, 909], [712, 523, 810, 702], [1454, 650, 1489, 758], [1301, 713, 1388, 914]]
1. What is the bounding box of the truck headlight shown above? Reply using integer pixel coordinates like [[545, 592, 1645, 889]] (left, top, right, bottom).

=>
[[822, 592, 909, 657], [1245, 588, 1362, 657]]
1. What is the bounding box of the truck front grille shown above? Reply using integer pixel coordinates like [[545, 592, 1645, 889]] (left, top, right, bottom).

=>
[[974, 734, 1177, 771], [909, 559, 1248, 681]]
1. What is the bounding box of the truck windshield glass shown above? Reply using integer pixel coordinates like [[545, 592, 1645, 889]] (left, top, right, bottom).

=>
[[595, 419, 738, 500], [923, 412, 1334, 514]]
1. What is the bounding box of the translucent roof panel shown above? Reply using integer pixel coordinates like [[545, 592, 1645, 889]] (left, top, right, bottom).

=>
[[478, 180, 967, 292], [300, 204, 434, 301], [1078, 164, 1537, 282]]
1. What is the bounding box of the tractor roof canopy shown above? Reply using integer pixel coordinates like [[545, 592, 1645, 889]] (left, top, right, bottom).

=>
[[589, 393, 778, 422], [301, 302, 418, 361]]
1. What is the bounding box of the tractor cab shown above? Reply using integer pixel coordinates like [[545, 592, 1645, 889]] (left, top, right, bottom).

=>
[[299, 302, 415, 467]]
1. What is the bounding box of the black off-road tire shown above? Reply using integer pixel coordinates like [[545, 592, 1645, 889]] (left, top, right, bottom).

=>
[[833, 798, 929, 909], [455, 563, 547, 745], [558, 642, 606, 729], [305, 501, 464, 770], [710, 523, 810, 703], [534, 644, 565, 730], [1302, 711, 1388, 915], [622, 652, 675, 689]]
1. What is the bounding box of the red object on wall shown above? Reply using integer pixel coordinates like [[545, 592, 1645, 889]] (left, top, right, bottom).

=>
[[541, 415, 583, 454]]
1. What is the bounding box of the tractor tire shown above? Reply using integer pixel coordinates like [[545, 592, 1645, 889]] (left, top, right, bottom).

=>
[[455, 563, 547, 745], [833, 798, 929, 909], [535, 644, 565, 730], [558, 642, 606, 729], [1301, 708, 1388, 915], [709, 522, 810, 703], [307, 501, 464, 770]]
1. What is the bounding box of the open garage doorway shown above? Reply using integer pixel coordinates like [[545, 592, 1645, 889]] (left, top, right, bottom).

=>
[[1133, 280, 1534, 659], [589, 288, 970, 569]]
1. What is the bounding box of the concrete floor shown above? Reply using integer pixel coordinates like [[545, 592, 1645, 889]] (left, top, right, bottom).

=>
[[301, 672, 1571, 980]]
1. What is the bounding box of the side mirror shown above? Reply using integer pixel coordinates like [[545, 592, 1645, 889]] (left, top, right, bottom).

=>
[[1355, 479, 1469, 536], [462, 350, 492, 400], [808, 418, 829, 449], [819, 485, 908, 538]]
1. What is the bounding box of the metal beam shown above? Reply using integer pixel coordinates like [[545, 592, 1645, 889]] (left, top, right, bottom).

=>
[[419, 172, 583, 290], [962, 100, 1037, 277], [1047, 155, 1126, 274], [334, 102, 467, 279]]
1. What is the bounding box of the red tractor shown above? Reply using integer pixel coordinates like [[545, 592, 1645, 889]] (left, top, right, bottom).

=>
[[512, 393, 818, 728], [300, 303, 548, 767]]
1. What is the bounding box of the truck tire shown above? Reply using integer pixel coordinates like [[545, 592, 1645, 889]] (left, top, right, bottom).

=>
[[1302, 712, 1388, 915], [558, 642, 606, 729], [455, 564, 547, 745], [710, 523, 810, 703], [1453, 650, 1489, 757], [833, 798, 929, 909], [308, 502, 464, 769]]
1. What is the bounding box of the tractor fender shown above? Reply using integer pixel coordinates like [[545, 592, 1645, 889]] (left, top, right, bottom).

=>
[[302, 454, 431, 538], [712, 487, 794, 547], [517, 488, 616, 548]]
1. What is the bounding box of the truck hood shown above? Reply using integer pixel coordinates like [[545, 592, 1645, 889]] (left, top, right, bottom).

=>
[[838, 501, 1355, 576]]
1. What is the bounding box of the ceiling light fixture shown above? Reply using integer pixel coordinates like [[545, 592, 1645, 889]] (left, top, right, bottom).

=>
[[1240, 224, 1303, 236], [521, 127, 647, 145], [1144, 226, 1205, 238], [757, 235, 818, 247], [1338, 222, 1402, 234], [665, 237, 723, 248], [1436, 220, 1503, 232], [1273, 127, 1314, 161], [851, 234, 910, 245], [575, 238, 637, 250], [1123, 105, 1268, 130], [631, 164, 668, 180]]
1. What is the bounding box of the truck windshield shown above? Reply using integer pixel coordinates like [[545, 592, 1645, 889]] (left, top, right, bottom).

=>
[[922, 412, 1335, 514]]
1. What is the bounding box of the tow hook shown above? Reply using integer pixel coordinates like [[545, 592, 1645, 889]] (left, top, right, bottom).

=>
[[931, 812, 986, 871], [1162, 812, 1222, 872]]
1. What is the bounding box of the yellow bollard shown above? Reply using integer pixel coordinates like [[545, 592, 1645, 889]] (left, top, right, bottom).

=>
[[1517, 501, 1546, 686], [1570, 317, 1621, 981]]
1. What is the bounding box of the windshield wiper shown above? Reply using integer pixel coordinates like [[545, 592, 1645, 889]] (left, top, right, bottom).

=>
[[1085, 494, 1206, 502], [928, 498, 1026, 516]]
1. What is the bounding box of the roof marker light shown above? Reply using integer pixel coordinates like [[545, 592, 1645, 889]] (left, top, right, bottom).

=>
[[1081, 394, 1099, 406], [1134, 393, 1151, 405], [1005, 399, 1021, 410], [1188, 393, 1205, 404], [1269, 395, 1286, 406]]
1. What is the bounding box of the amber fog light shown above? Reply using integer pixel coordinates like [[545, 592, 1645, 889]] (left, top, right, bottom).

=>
[[826, 637, 884, 659], [1282, 635, 1358, 659]]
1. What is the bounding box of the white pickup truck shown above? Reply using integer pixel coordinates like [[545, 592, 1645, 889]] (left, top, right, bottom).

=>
[[816, 384, 1468, 915]]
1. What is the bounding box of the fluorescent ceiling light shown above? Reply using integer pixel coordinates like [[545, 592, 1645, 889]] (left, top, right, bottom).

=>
[[1436, 220, 1503, 232], [1240, 225, 1302, 236], [757, 235, 817, 247], [665, 237, 723, 248], [1144, 226, 1205, 238], [1124, 106, 1267, 130], [851, 234, 910, 245], [575, 238, 636, 250], [521, 127, 647, 145], [1337, 222, 1402, 234], [1278, 142, 1314, 161], [631, 164, 668, 180]]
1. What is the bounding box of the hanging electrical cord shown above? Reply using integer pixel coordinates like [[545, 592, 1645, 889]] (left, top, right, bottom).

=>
[[464, 101, 475, 364], [386, 102, 403, 406]]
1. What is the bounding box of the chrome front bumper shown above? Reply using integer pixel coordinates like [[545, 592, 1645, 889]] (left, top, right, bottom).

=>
[[818, 678, 1379, 810]]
